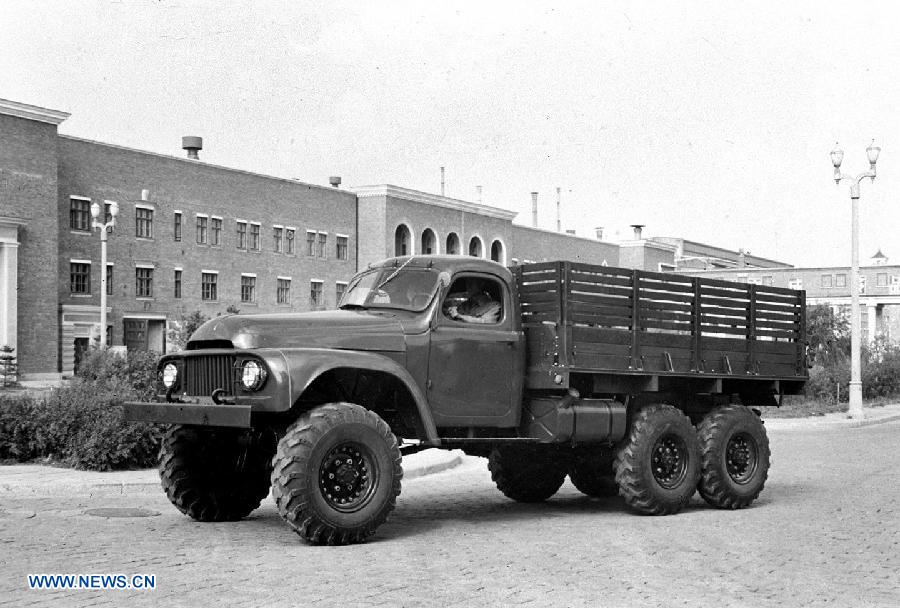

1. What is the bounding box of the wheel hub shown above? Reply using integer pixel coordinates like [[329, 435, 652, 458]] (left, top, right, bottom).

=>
[[319, 443, 375, 512], [725, 432, 758, 484], [651, 434, 687, 489]]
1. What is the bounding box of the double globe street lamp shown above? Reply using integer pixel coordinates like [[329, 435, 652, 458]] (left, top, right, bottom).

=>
[[830, 140, 881, 419], [90, 200, 119, 349]]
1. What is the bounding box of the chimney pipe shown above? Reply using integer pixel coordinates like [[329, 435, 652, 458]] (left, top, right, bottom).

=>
[[631, 224, 645, 240], [556, 187, 562, 232], [565, 229, 576, 235], [329, 176, 342, 188], [595, 227, 604, 240], [440, 166, 445, 197], [476, 185, 482, 204], [182, 136, 203, 160], [531, 192, 539, 228]]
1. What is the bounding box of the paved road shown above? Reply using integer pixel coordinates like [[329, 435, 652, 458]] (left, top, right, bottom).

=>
[[1, 422, 898, 607]]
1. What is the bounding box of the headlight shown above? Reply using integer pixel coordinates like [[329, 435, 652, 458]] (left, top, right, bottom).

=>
[[240, 360, 267, 391], [161, 363, 179, 389]]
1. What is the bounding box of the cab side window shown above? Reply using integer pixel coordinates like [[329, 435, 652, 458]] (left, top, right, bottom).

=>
[[442, 276, 503, 324]]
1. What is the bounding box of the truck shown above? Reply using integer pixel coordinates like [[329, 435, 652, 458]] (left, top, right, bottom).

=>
[[125, 255, 807, 545]]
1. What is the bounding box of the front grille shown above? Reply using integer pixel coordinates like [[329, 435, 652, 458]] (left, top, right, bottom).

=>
[[183, 354, 236, 396]]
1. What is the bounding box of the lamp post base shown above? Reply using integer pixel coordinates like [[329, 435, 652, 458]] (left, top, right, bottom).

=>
[[848, 381, 864, 419]]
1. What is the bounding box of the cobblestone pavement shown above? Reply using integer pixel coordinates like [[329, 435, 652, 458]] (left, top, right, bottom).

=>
[[1, 422, 898, 608]]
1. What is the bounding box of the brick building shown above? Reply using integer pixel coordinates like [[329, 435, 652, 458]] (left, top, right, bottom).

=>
[[0, 98, 791, 382]]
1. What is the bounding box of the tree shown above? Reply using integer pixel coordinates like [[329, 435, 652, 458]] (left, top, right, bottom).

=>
[[167, 310, 210, 352], [806, 304, 850, 367]]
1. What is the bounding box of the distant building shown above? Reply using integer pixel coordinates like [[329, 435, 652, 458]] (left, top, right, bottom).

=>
[[677, 250, 900, 343], [0, 98, 790, 382]]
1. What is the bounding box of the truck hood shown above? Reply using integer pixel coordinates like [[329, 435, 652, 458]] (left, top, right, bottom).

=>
[[188, 310, 407, 352]]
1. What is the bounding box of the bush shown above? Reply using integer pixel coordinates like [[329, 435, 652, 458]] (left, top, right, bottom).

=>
[[863, 339, 900, 400], [0, 349, 163, 470]]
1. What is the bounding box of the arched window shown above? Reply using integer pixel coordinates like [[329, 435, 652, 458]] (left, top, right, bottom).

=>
[[421, 228, 437, 255], [490, 239, 504, 264], [394, 224, 412, 256], [446, 232, 460, 255], [468, 236, 483, 258]]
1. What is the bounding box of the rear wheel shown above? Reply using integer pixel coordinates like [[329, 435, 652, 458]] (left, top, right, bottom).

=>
[[569, 447, 618, 497], [488, 445, 567, 503], [697, 404, 770, 509], [614, 404, 701, 515], [159, 425, 274, 522], [271, 403, 402, 545]]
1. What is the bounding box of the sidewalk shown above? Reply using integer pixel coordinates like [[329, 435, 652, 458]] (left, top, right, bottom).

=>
[[0, 448, 464, 497], [763, 402, 900, 430]]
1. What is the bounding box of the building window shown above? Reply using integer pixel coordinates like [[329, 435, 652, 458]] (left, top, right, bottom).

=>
[[469, 236, 483, 257], [307, 231, 316, 256], [446, 232, 460, 255], [70, 262, 91, 294], [106, 264, 114, 296], [249, 223, 261, 251], [836, 274, 847, 288], [788, 278, 802, 291], [310, 280, 324, 309], [174, 269, 182, 298], [241, 275, 256, 303], [236, 221, 248, 249], [859, 275, 867, 294], [277, 278, 291, 304], [821, 274, 833, 289], [421, 229, 436, 255], [70, 198, 91, 232], [336, 235, 349, 260], [395, 224, 411, 256], [285, 228, 295, 254], [274, 226, 283, 253], [174, 212, 182, 241], [196, 215, 209, 244], [490, 239, 504, 263], [336, 281, 347, 304], [761, 275, 774, 287], [135, 207, 154, 238], [211, 217, 222, 246], [135, 267, 154, 298], [202, 272, 218, 301], [317, 232, 327, 258], [877, 272, 888, 287]]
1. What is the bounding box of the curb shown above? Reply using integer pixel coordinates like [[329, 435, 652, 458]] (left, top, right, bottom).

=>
[[0, 449, 465, 497], [763, 411, 900, 431]]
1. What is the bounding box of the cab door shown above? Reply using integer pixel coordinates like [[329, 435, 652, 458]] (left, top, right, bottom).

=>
[[426, 273, 524, 427]]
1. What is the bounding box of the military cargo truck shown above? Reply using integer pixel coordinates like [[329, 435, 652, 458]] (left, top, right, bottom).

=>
[[126, 256, 807, 544]]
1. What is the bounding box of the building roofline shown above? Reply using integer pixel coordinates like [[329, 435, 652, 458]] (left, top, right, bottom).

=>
[[58, 135, 349, 195], [653, 236, 792, 267], [509, 223, 617, 244], [0, 98, 69, 125], [352, 184, 518, 221], [676, 264, 900, 274]]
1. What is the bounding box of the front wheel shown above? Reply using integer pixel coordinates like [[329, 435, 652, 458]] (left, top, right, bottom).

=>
[[697, 404, 770, 509], [614, 404, 701, 515], [271, 403, 402, 545]]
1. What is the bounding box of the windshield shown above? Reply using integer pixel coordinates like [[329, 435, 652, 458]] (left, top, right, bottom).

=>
[[340, 267, 440, 312]]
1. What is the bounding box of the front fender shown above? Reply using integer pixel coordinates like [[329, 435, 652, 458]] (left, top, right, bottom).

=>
[[275, 348, 439, 443]]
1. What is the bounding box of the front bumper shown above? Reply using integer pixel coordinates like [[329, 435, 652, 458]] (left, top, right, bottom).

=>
[[124, 401, 251, 428]]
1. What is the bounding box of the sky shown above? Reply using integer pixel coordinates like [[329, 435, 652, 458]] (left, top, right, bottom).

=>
[[2, 1, 899, 267]]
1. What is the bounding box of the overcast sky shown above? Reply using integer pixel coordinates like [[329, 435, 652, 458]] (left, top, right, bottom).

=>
[[3, 1, 898, 267]]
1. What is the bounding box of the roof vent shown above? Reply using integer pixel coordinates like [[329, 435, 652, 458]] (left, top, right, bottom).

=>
[[182, 136, 203, 159], [329, 176, 342, 188], [631, 224, 645, 240]]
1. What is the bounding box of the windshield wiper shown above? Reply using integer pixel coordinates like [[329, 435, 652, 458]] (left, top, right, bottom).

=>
[[375, 256, 415, 291]]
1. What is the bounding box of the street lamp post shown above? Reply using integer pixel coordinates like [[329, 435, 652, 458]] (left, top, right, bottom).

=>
[[90, 200, 118, 349], [830, 140, 881, 419]]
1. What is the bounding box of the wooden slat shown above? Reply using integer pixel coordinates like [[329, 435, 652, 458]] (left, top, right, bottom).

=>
[[702, 305, 749, 317], [641, 320, 692, 332], [701, 325, 747, 336], [756, 328, 799, 338], [520, 261, 559, 272], [521, 301, 560, 314], [569, 263, 633, 277], [571, 312, 632, 327], [640, 300, 693, 313], [754, 291, 802, 305], [754, 301, 802, 313], [570, 302, 633, 318], [700, 296, 750, 309], [639, 280, 695, 293], [519, 291, 559, 303], [639, 309, 692, 323], [755, 319, 800, 330], [571, 326, 632, 344], [519, 281, 559, 294], [568, 282, 633, 297], [518, 270, 559, 283], [753, 340, 800, 354], [570, 273, 633, 288], [640, 332, 693, 348], [700, 285, 752, 299]]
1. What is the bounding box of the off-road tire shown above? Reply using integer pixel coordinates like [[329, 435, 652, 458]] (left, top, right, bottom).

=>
[[697, 404, 770, 509], [614, 404, 701, 515], [271, 403, 402, 545], [569, 447, 618, 498], [159, 425, 274, 522], [488, 445, 567, 503]]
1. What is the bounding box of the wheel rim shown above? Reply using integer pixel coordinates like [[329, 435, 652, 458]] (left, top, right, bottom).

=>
[[651, 433, 688, 489], [319, 442, 377, 513], [725, 432, 758, 484]]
